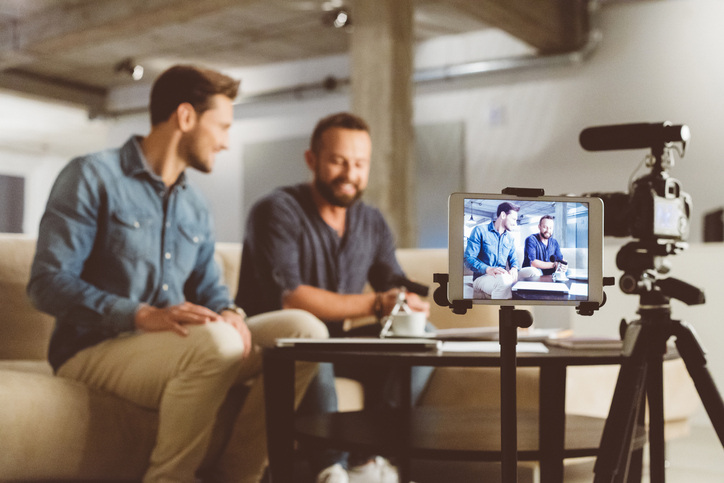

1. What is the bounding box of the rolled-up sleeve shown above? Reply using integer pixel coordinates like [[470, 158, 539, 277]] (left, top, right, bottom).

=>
[[235, 195, 305, 315]]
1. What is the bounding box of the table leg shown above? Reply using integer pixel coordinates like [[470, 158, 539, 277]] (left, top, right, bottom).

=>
[[398, 366, 413, 483], [539, 364, 566, 483], [263, 351, 296, 482]]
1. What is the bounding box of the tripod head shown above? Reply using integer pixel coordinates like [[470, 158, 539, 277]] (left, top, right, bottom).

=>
[[616, 240, 705, 306]]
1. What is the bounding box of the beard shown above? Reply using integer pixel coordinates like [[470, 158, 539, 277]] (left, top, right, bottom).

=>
[[181, 134, 213, 174], [188, 152, 212, 174], [540, 231, 552, 239], [314, 176, 363, 208]]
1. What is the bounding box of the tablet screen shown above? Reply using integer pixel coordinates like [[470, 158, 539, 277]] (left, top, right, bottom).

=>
[[447, 193, 604, 307]]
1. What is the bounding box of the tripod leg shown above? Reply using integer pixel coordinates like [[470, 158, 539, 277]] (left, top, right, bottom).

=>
[[624, 388, 646, 483], [674, 321, 724, 445], [646, 349, 666, 483], [594, 323, 649, 483]]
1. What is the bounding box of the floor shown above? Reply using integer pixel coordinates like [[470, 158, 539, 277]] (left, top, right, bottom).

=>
[[402, 423, 724, 482], [566, 423, 724, 483], [288, 422, 723, 482]]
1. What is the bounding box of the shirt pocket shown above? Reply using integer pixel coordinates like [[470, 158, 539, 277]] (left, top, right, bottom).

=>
[[500, 237, 515, 262], [107, 211, 156, 262], [174, 223, 206, 274]]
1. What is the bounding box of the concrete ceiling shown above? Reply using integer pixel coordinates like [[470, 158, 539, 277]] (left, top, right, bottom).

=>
[[0, 0, 591, 116]]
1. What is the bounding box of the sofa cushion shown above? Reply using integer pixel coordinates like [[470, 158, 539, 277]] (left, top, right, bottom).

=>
[[0, 234, 54, 360], [0, 369, 157, 480], [0, 366, 247, 480]]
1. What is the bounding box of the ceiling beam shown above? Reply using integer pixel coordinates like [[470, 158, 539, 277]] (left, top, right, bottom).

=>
[[0, 0, 261, 113], [0, 0, 261, 56], [446, 0, 590, 53], [0, 69, 106, 118]]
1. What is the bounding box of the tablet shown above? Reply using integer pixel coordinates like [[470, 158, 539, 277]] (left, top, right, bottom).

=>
[[448, 192, 604, 307]]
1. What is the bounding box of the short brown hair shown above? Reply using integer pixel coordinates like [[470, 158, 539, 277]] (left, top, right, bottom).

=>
[[310, 112, 370, 155], [497, 202, 520, 218], [149, 65, 240, 125]]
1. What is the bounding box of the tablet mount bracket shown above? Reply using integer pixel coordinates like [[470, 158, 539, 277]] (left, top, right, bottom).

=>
[[432, 186, 611, 480]]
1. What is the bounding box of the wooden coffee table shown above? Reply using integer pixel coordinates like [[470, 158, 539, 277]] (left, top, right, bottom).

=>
[[262, 342, 630, 482]]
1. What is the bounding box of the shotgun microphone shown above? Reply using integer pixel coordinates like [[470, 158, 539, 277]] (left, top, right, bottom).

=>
[[579, 122, 690, 151]]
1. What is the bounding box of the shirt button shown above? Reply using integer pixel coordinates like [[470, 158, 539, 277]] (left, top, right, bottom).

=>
[[133, 221, 140, 228], [162, 284, 169, 291], [166, 222, 171, 228], [192, 236, 199, 243], [165, 252, 172, 260]]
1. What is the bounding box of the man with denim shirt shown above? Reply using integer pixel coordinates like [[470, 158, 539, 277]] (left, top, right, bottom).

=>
[[464, 201, 530, 299], [27, 65, 327, 483]]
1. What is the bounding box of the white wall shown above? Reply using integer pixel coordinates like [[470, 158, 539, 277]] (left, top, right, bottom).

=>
[[414, 0, 724, 247], [0, 92, 109, 234]]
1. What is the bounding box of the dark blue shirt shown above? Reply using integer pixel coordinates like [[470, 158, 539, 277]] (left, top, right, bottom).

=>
[[235, 184, 404, 323], [28, 137, 231, 371], [522, 233, 564, 275], [464, 221, 519, 280]]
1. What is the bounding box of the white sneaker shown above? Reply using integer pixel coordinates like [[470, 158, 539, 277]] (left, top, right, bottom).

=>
[[316, 463, 350, 483], [348, 456, 399, 483]]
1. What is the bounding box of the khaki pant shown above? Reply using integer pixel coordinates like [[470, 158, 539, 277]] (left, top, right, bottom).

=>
[[473, 267, 540, 299], [58, 309, 327, 483]]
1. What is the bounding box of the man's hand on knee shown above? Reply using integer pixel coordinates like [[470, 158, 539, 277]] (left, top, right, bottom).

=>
[[486, 266, 507, 276], [135, 302, 221, 337], [220, 309, 252, 358]]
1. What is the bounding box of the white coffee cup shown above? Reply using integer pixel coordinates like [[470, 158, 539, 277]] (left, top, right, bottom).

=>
[[390, 311, 427, 337]]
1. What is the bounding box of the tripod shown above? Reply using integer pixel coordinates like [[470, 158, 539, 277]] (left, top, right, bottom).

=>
[[593, 276, 724, 482]]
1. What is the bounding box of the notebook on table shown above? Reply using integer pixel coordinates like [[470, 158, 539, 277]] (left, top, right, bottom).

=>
[[566, 268, 589, 281], [275, 337, 442, 351], [511, 281, 570, 293]]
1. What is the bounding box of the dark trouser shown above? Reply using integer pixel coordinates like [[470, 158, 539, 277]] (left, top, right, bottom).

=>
[[296, 322, 435, 474]]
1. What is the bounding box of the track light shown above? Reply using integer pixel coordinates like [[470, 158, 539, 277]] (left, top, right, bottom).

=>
[[333, 9, 350, 28], [114, 58, 144, 81], [323, 8, 352, 29]]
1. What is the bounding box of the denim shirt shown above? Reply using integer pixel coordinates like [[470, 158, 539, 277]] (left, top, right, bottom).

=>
[[28, 136, 232, 371], [464, 221, 519, 280]]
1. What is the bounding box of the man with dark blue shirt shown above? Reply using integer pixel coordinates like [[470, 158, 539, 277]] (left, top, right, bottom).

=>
[[522, 215, 567, 276], [236, 112, 431, 483], [27, 65, 326, 483]]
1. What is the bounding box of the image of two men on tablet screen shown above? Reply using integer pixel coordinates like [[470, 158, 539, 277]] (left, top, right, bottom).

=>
[[464, 201, 575, 300]]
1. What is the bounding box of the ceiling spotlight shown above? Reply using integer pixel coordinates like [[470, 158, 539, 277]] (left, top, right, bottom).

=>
[[114, 58, 144, 81], [323, 8, 352, 29], [333, 9, 349, 28]]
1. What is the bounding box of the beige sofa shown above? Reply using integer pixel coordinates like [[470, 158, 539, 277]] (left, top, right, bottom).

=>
[[0, 233, 700, 480]]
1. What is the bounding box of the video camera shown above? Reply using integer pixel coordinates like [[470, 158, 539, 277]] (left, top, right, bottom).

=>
[[581, 121, 698, 299], [581, 122, 692, 245]]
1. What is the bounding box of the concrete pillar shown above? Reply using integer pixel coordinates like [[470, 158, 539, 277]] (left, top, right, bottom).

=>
[[350, 0, 416, 247]]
